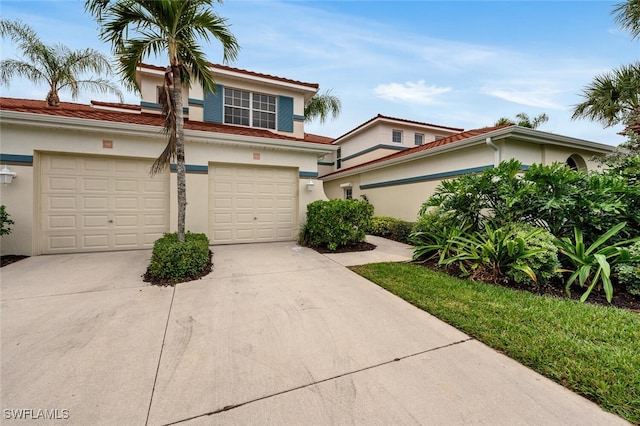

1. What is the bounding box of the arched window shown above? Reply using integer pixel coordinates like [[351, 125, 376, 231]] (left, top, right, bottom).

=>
[[566, 154, 586, 171]]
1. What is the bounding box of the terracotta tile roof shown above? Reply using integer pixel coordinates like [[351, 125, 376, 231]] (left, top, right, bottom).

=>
[[0, 97, 331, 145], [321, 125, 512, 178], [91, 100, 141, 111], [138, 62, 319, 89], [334, 113, 464, 142], [304, 133, 335, 144]]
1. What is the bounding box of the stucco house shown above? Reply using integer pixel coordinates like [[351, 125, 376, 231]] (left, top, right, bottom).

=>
[[321, 122, 615, 221], [0, 64, 336, 256]]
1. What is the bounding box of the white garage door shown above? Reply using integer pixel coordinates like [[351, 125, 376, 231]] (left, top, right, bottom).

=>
[[40, 153, 169, 254], [209, 164, 298, 244]]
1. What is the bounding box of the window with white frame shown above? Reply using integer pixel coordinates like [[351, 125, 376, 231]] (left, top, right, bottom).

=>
[[392, 130, 402, 143], [415, 133, 424, 145], [344, 187, 353, 199], [224, 88, 276, 129]]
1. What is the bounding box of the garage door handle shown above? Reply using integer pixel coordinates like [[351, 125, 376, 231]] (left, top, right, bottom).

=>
[[108, 220, 113, 223]]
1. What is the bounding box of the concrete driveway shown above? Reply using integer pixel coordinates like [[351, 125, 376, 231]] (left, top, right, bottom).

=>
[[0, 237, 629, 425]]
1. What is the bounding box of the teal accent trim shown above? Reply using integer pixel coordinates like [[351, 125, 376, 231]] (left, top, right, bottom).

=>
[[360, 165, 493, 190], [188, 98, 204, 106], [343, 144, 408, 162], [204, 84, 224, 123], [0, 154, 33, 165], [140, 101, 161, 110], [140, 101, 187, 113], [317, 161, 334, 166], [170, 164, 209, 174], [299, 171, 318, 178], [293, 114, 305, 121], [278, 96, 294, 133]]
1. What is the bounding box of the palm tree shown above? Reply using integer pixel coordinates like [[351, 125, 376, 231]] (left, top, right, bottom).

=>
[[571, 62, 640, 128], [86, 0, 239, 243], [613, 0, 640, 40], [304, 89, 342, 123], [0, 19, 123, 106], [494, 112, 549, 129]]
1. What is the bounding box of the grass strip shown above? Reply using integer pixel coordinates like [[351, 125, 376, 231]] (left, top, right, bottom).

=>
[[351, 262, 640, 424]]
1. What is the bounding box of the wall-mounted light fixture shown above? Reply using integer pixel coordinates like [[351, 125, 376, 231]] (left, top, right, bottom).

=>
[[306, 179, 315, 192], [0, 165, 17, 186]]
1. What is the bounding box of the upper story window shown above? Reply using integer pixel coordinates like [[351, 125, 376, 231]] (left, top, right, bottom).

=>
[[224, 88, 276, 130], [337, 147, 342, 170], [415, 133, 424, 145], [392, 130, 402, 143]]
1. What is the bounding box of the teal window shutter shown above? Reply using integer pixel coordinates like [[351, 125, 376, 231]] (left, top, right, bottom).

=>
[[204, 84, 224, 123], [278, 96, 294, 132]]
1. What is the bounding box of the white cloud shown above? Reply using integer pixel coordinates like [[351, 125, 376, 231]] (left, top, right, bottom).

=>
[[373, 80, 451, 104]]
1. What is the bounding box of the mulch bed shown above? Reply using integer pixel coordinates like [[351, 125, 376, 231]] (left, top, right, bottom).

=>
[[416, 259, 640, 312], [309, 241, 377, 254], [1, 255, 28, 267]]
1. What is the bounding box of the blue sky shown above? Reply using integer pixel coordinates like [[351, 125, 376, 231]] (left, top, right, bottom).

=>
[[0, 0, 637, 145]]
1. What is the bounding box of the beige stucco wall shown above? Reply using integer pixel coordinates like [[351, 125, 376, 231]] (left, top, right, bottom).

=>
[[0, 117, 329, 255]]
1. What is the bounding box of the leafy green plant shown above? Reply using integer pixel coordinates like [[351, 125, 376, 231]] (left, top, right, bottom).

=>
[[442, 223, 544, 284], [555, 223, 640, 302], [146, 232, 211, 284], [368, 216, 413, 243], [0, 205, 14, 236], [501, 223, 560, 286], [615, 240, 640, 296], [411, 207, 471, 263], [300, 199, 373, 251]]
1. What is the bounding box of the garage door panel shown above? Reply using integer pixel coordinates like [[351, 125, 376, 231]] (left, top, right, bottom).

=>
[[209, 164, 297, 244], [41, 154, 169, 254]]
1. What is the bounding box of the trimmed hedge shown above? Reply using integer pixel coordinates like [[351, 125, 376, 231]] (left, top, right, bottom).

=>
[[300, 199, 373, 251], [146, 232, 211, 284], [368, 216, 414, 244]]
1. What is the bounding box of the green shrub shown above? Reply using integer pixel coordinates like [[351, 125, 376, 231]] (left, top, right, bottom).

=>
[[501, 223, 560, 286], [616, 241, 640, 296], [368, 216, 414, 243], [411, 207, 471, 262], [0, 205, 14, 236], [301, 199, 373, 251], [443, 222, 545, 284], [147, 232, 211, 284]]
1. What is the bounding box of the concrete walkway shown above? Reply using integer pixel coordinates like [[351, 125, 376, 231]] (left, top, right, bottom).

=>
[[0, 238, 629, 425]]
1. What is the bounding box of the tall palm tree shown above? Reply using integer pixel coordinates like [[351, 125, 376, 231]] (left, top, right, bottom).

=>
[[571, 62, 640, 128], [494, 112, 548, 129], [86, 0, 239, 242], [613, 0, 640, 40], [0, 19, 123, 106], [304, 89, 342, 124]]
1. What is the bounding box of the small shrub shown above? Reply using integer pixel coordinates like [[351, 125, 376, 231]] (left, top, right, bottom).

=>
[[411, 207, 471, 262], [616, 241, 640, 296], [146, 232, 211, 284], [301, 199, 373, 251], [0, 205, 14, 236], [501, 223, 560, 286], [368, 216, 414, 243]]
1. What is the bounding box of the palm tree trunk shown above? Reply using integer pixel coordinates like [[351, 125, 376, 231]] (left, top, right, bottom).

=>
[[173, 65, 187, 243]]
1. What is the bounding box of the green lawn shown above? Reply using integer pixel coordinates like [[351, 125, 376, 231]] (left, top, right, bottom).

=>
[[351, 262, 640, 424]]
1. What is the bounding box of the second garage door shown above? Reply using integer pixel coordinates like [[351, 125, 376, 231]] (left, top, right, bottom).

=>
[[209, 164, 298, 244]]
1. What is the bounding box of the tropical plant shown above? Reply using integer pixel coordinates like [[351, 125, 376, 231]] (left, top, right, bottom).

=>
[[86, 0, 239, 243], [571, 62, 640, 129], [501, 223, 560, 286], [411, 207, 471, 263], [615, 241, 640, 295], [146, 232, 211, 284], [367, 216, 414, 243], [304, 89, 342, 124], [441, 223, 545, 284], [554, 222, 640, 303], [0, 19, 123, 106], [494, 112, 549, 129], [0, 205, 14, 236], [613, 0, 640, 40]]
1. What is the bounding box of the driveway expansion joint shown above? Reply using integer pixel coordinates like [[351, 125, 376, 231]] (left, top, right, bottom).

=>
[[163, 337, 474, 425]]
